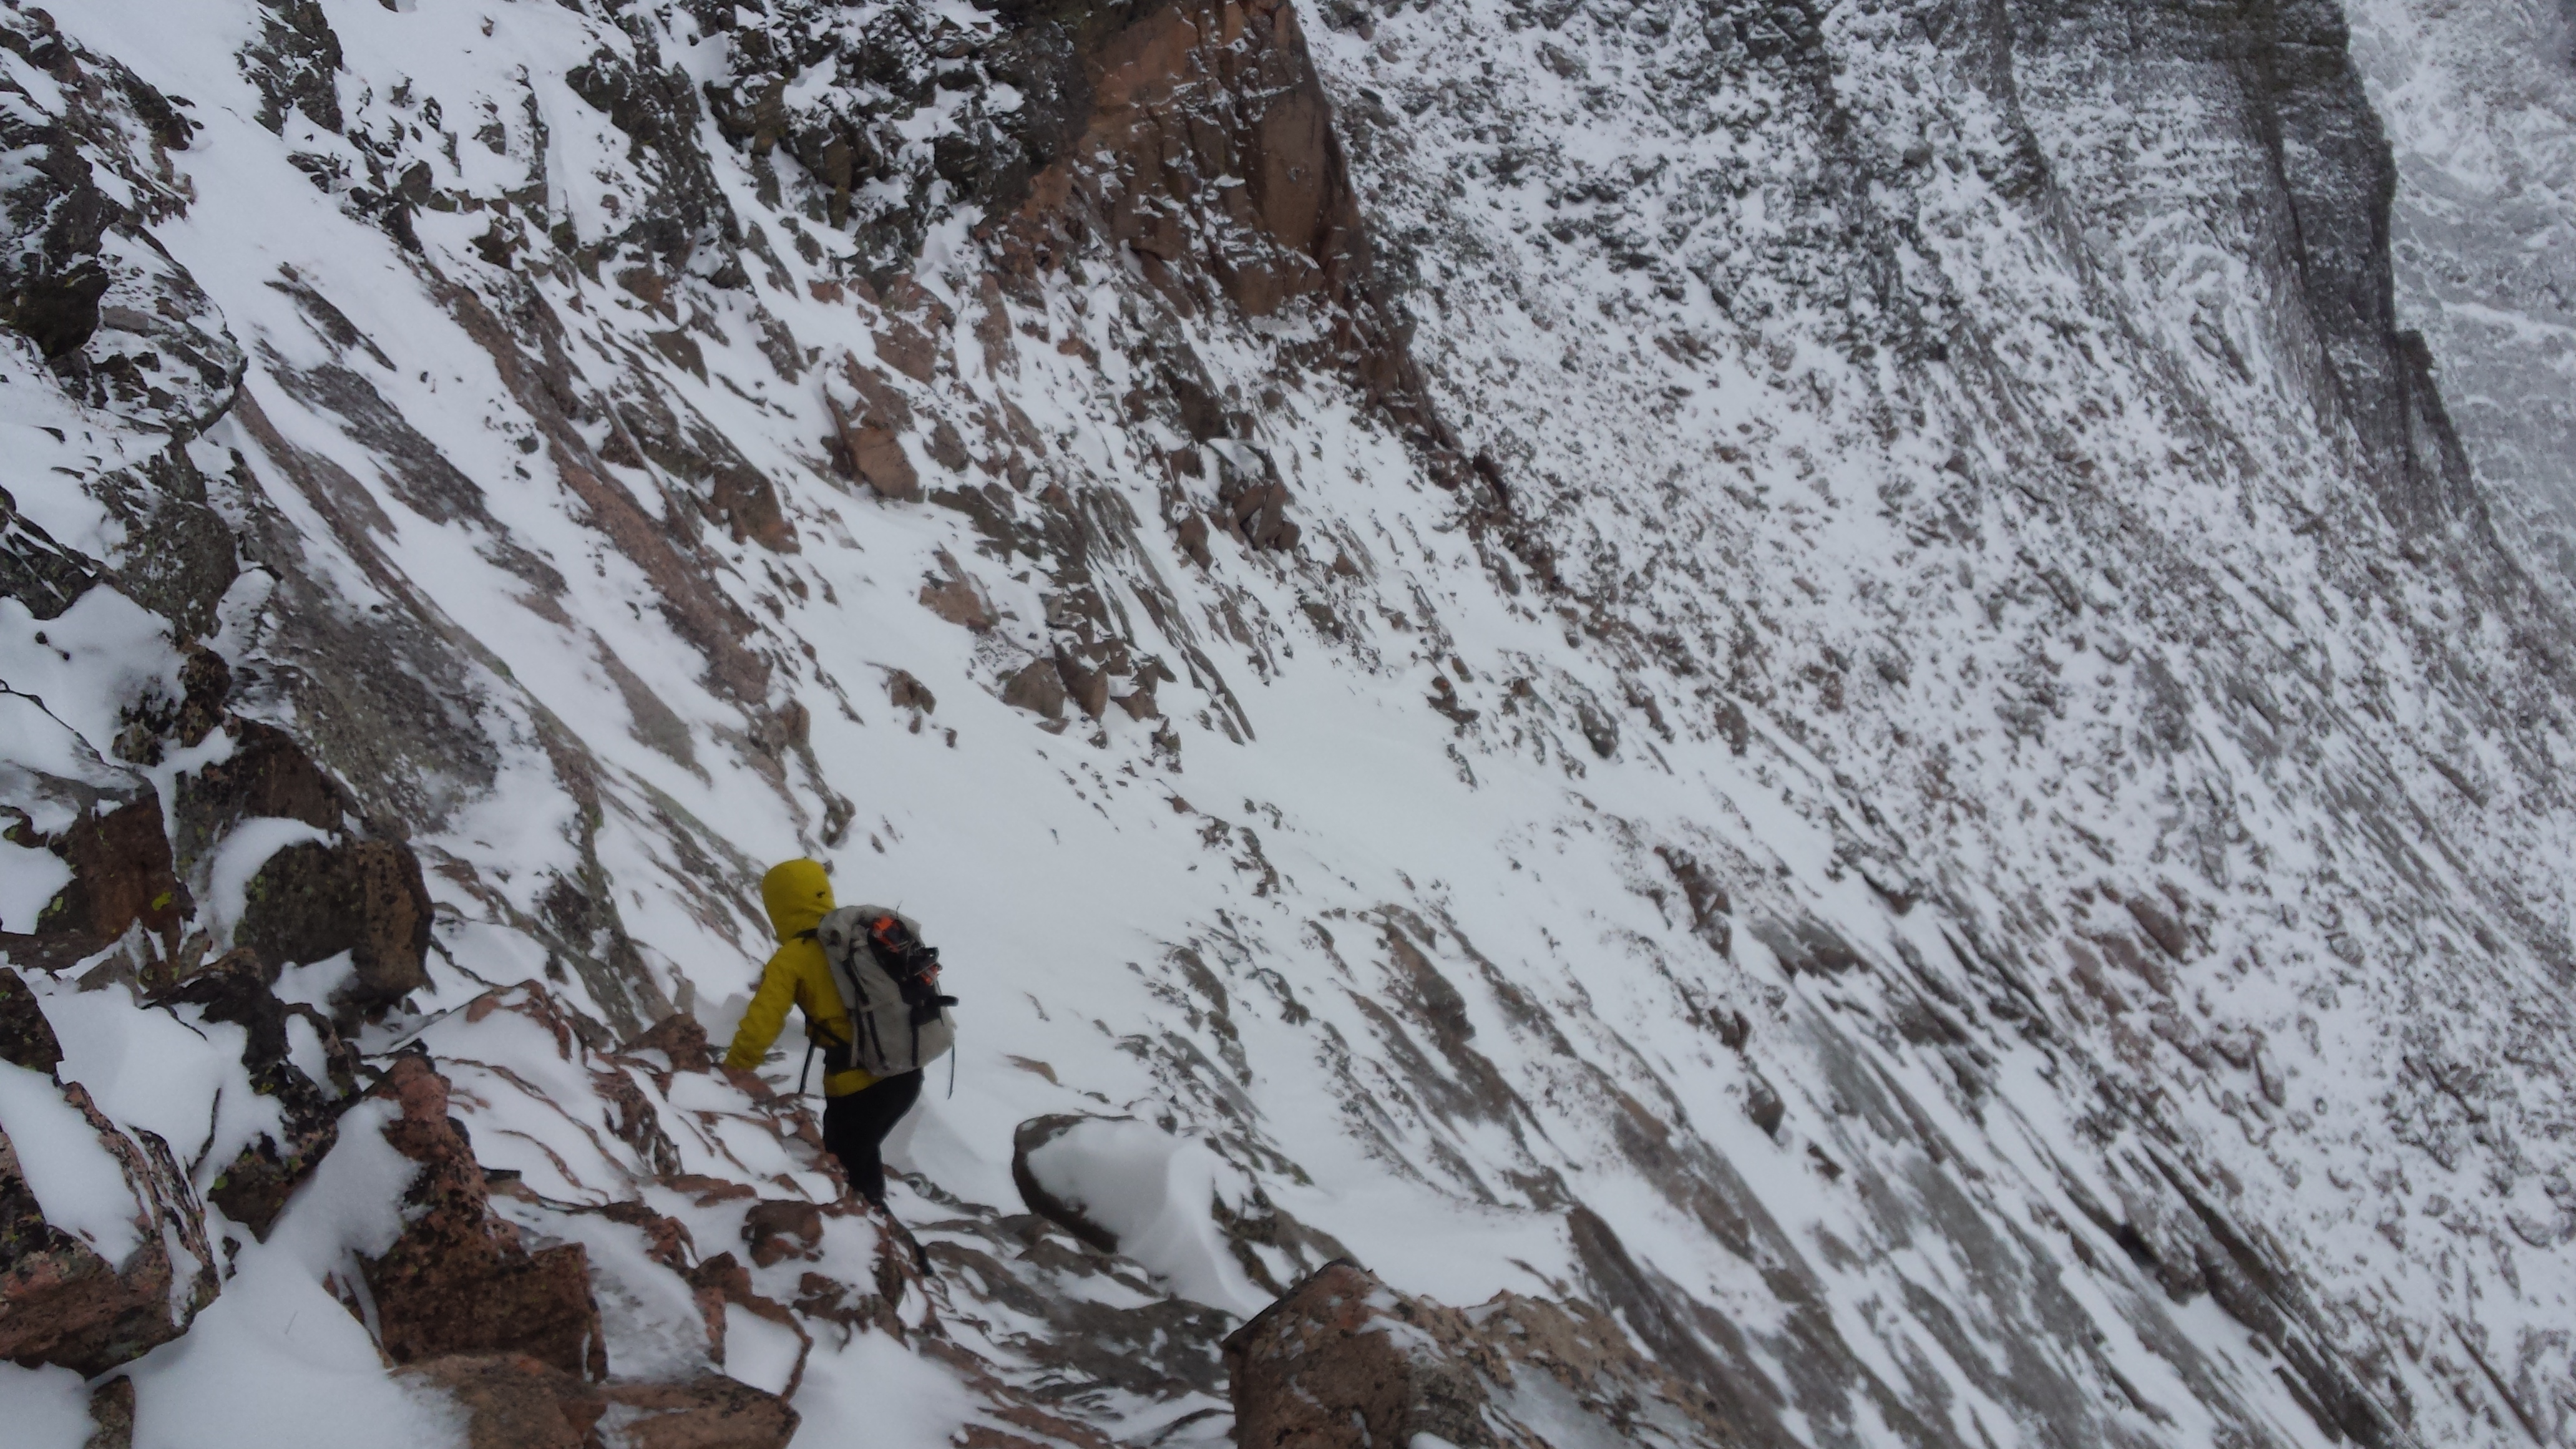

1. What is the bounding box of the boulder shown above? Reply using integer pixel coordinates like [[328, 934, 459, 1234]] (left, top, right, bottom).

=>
[[1224, 1262, 1498, 1449], [871, 316, 939, 386], [394, 1353, 604, 1449], [83, 1374, 134, 1449], [41, 794, 186, 945], [883, 668, 939, 714], [241, 0, 344, 135], [708, 464, 796, 552], [1053, 649, 1110, 721], [1002, 658, 1070, 721], [742, 1199, 824, 1268], [0, 1071, 217, 1373], [170, 718, 351, 867], [170, 646, 230, 749], [1174, 512, 1212, 568], [826, 367, 924, 502], [233, 836, 433, 1008], [1744, 1071, 1786, 1138], [849, 425, 922, 501], [1224, 1261, 1761, 1449], [1010, 1115, 1121, 1254], [395, 1355, 806, 1449], [917, 573, 995, 633], [686, 1251, 812, 1395], [1013, 1113, 1345, 1304], [2120, 890, 2193, 962], [598, 1378, 799, 1449], [590, 1064, 684, 1179], [361, 1055, 608, 1378], [0, 762, 188, 968], [0, 484, 100, 620], [623, 1012, 714, 1074]]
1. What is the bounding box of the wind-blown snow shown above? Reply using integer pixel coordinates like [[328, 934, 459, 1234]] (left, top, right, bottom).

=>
[[0, 1364, 94, 1449], [0, 1060, 143, 1265], [1023, 1118, 1272, 1315], [200, 817, 334, 944], [6, 0, 2575, 1445], [0, 838, 72, 934], [42, 980, 285, 1196], [0, 590, 182, 754]]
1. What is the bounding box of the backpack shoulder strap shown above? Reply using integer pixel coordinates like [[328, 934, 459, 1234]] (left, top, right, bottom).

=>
[[812, 907, 868, 998]]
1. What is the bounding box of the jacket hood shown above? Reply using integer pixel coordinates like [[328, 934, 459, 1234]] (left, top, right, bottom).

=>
[[761, 858, 835, 941]]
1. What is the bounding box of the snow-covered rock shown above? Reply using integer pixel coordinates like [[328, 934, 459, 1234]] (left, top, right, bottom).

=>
[[0, 1012, 217, 1375], [1224, 1257, 1749, 1449], [4, 0, 2575, 1445]]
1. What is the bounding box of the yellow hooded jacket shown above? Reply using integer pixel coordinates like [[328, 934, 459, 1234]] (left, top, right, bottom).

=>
[[722, 859, 878, 1096]]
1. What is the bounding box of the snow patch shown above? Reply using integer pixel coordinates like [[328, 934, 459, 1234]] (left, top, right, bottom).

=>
[[41, 977, 280, 1197], [273, 952, 358, 1015], [0, 836, 72, 933], [0, 588, 180, 754], [0, 1060, 141, 1265], [1021, 1118, 1269, 1315], [202, 817, 334, 943], [125, 1241, 465, 1449], [720, 1302, 804, 1395], [0, 1362, 94, 1449]]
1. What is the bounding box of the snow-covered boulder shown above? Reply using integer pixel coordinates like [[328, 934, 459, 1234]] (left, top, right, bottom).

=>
[[1012, 1113, 1345, 1315], [0, 690, 187, 973], [390, 1352, 803, 1449], [1224, 1259, 1751, 1449], [361, 1052, 609, 1378], [0, 992, 217, 1373]]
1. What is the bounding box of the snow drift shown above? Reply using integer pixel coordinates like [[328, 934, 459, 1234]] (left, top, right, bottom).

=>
[[4, 0, 2575, 1446]]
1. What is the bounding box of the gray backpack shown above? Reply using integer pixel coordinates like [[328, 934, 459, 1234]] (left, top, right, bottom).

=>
[[814, 904, 955, 1078]]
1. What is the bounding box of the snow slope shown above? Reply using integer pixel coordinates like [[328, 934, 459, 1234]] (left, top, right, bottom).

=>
[[3, 0, 2574, 1446]]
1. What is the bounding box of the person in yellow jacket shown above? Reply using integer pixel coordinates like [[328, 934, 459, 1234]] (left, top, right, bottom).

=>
[[721, 859, 924, 1206]]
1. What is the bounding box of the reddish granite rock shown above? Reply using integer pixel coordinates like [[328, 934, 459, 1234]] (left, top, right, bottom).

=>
[[686, 1251, 812, 1397], [0, 1076, 217, 1374], [623, 1012, 714, 1073], [598, 1377, 799, 1449], [1224, 1261, 1496, 1449], [395, 1352, 606, 1449], [1225, 1259, 1767, 1449], [0, 785, 188, 969], [1002, 658, 1070, 721], [83, 1374, 135, 1449], [361, 1055, 608, 1378], [153, 949, 356, 1239], [742, 1199, 824, 1269], [992, 0, 1457, 464], [169, 718, 351, 866]]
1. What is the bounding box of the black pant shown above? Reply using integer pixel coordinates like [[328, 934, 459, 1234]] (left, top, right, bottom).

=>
[[822, 1071, 923, 1205]]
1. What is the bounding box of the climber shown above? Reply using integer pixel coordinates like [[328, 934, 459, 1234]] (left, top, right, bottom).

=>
[[721, 857, 928, 1208]]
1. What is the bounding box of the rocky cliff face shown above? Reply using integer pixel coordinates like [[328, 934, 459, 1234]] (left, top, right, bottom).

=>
[[2345, 0, 2576, 581], [3, 0, 2574, 1446]]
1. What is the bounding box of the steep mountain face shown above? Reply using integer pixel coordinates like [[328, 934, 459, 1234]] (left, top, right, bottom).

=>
[[2344, 0, 2576, 578], [3, 1, 2574, 1447]]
